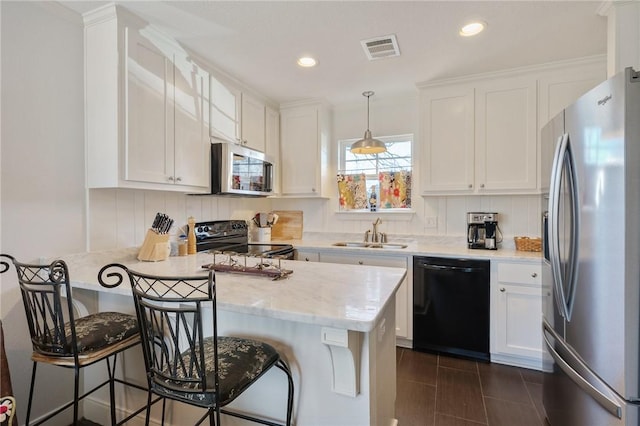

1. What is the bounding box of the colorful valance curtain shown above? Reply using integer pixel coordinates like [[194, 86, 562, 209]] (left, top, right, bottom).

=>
[[337, 173, 368, 210], [379, 171, 411, 209], [337, 171, 411, 210]]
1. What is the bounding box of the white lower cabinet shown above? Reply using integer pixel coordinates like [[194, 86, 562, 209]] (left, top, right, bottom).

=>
[[491, 260, 546, 370], [309, 251, 411, 343]]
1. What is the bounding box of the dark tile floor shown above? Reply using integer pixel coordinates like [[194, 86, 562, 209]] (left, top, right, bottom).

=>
[[396, 347, 547, 426]]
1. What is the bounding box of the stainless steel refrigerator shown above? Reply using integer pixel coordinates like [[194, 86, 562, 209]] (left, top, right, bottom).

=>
[[542, 67, 640, 426]]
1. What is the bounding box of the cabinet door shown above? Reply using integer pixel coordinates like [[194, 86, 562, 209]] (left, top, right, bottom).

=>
[[494, 284, 543, 359], [241, 93, 266, 152], [420, 85, 475, 193], [210, 74, 241, 143], [319, 252, 410, 338], [125, 28, 172, 184], [173, 56, 210, 188], [295, 250, 319, 262], [475, 76, 537, 191], [265, 106, 280, 193], [280, 106, 319, 195]]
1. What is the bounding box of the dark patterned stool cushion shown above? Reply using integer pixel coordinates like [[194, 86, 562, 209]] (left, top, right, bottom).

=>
[[162, 336, 279, 406], [60, 312, 139, 354]]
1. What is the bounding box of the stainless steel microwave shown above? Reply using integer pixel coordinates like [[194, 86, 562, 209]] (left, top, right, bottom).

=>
[[210, 143, 273, 196]]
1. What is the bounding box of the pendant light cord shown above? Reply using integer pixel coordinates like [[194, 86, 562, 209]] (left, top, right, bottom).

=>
[[367, 93, 370, 131]]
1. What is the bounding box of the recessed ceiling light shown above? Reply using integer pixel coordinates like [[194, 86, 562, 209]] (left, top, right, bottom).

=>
[[297, 56, 317, 67], [460, 21, 486, 37]]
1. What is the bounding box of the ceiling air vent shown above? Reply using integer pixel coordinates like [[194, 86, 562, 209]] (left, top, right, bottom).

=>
[[361, 34, 400, 60]]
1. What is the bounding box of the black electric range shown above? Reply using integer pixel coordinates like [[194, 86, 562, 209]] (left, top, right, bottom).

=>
[[195, 220, 294, 259]]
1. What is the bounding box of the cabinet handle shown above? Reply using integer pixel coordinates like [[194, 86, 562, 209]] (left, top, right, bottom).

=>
[[305, 257, 310, 261], [531, 272, 538, 278], [175, 177, 182, 182], [468, 184, 473, 189], [167, 176, 174, 182], [480, 184, 485, 188], [499, 287, 505, 292], [358, 261, 364, 265], [312, 188, 316, 193]]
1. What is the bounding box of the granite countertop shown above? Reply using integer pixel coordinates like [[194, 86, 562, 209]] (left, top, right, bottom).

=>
[[60, 248, 406, 333]]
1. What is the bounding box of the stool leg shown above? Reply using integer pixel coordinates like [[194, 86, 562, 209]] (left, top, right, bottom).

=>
[[73, 364, 80, 425], [107, 355, 117, 425], [25, 361, 38, 426], [144, 391, 152, 426], [161, 397, 166, 425], [277, 360, 294, 426]]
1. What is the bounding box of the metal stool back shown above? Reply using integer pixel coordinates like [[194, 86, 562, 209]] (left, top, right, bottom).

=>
[[0, 254, 147, 425], [99, 263, 294, 426]]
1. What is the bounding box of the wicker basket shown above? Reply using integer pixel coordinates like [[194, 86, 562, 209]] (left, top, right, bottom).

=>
[[514, 236, 542, 252]]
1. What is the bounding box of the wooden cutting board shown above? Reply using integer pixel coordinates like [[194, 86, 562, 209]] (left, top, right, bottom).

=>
[[271, 211, 303, 240]]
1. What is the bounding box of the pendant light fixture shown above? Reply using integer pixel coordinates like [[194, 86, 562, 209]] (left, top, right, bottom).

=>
[[350, 91, 387, 154]]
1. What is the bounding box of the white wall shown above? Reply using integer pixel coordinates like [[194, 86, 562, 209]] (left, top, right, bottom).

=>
[[1, 2, 85, 424]]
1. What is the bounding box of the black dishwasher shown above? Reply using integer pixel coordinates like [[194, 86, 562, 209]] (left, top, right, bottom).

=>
[[413, 256, 490, 361]]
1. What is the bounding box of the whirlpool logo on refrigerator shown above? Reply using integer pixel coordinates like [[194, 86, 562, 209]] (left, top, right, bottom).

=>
[[597, 94, 612, 106]]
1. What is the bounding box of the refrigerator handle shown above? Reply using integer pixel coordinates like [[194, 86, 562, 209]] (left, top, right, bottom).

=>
[[548, 134, 568, 318], [543, 320, 622, 419]]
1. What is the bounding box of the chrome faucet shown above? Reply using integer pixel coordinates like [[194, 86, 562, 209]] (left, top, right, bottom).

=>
[[372, 218, 382, 243], [363, 229, 371, 243]]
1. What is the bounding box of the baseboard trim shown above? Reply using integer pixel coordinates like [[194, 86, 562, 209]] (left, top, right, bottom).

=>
[[84, 397, 157, 426], [490, 353, 543, 371]]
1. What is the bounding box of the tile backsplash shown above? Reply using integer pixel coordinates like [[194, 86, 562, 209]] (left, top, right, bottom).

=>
[[89, 188, 543, 251]]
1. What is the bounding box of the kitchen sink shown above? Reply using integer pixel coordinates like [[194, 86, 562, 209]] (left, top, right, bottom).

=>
[[332, 242, 408, 249], [367, 243, 408, 249], [332, 242, 369, 247]]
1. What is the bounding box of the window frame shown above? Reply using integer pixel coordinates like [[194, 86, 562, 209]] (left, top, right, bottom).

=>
[[336, 133, 414, 213]]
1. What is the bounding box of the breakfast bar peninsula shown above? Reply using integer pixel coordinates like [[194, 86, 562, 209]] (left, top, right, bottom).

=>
[[61, 249, 406, 426]]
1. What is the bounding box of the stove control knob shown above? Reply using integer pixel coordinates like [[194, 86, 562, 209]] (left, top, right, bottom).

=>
[[203, 226, 209, 233], [197, 226, 203, 233]]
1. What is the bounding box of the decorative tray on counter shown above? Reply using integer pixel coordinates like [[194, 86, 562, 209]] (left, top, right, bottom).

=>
[[201, 251, 293, 280]]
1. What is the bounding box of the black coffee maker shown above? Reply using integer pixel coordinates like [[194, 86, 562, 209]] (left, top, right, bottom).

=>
[[467, 212, 499, 250]]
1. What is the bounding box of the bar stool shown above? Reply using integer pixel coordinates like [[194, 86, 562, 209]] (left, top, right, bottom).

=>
[[98, 263, 295, 426], [0, 254, 148, 425]]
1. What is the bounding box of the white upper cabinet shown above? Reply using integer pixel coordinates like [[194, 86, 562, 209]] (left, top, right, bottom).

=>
[[84, 5, 210, 192], [280, 101, 332, 197], [124, 27, 172, 185], [420, 76, 537, 194], [475, 76, 537, 192], [209, 75, 266, 152], [418, 57, 606, 195], [420, 85, 475, 192], [172, 53, 210, 188], [209, 74, 241, 144], [241, 92, 266, 152]]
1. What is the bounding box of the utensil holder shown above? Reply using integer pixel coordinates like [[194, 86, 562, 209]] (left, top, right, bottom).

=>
[[138, 229, 170, 261], [252, 227, 271, 243]]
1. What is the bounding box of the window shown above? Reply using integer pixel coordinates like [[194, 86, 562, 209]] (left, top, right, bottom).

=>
[[337, 134, 413, 211]]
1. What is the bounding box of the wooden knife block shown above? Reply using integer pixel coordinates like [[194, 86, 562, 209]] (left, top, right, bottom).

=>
[[138, 229, 170, 261]]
